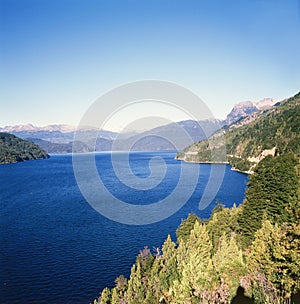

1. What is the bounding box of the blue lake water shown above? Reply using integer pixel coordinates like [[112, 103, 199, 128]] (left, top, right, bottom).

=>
[[0, 151, 248, 304]]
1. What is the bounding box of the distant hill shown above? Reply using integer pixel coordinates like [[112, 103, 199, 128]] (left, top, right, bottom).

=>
[[0, 133, 49, 164], [25, 138, 90, 154], [177, 92, 300, 172], [27, 137, 114, 154]]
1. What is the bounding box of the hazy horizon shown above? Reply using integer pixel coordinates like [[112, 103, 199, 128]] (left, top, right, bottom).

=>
[[0, 91, 294, 133], [1, 0, 300, 128]]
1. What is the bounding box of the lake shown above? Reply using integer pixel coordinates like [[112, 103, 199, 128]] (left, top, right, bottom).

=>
[[0, 151, 248, 304]]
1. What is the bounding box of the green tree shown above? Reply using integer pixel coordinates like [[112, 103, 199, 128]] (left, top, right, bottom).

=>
[[173, 221, 214, 302], [246, 220, 300, 302], [111, 275, 127, 303], [212, 234, 246, 297], [238, 154, 299, 248], [126, 262, 145, 304], [176, 213, 201, 243], [144, 257, 163, 303], [0, 132, 49, 164], [160, 235, 179, 289], [99, 287, 111, 304], [207, 204, 241, 251]]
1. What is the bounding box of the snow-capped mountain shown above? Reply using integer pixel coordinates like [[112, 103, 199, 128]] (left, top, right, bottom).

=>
[[0, 124, 118, 144], [0, 123, 80, 133]]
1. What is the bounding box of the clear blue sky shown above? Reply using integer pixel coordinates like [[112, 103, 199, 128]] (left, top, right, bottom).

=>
[[1, 0, 300, 128]]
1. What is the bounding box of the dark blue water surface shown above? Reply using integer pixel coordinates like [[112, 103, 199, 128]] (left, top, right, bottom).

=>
[[0, 151, 248, 304]]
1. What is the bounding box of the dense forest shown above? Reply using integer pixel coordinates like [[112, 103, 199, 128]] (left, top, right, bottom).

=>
[[0, 132, 49, 164], [94, 153, 300, 303], [177, 92, 300, 172]]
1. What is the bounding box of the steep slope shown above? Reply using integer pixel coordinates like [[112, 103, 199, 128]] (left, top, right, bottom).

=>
[[177, 92, 300, 172], [0, 133, 49, 164], [226, 101, 259, 125]]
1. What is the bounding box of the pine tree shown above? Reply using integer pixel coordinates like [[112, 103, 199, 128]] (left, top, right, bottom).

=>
[[207, 204, 241, 251], [176, 213, 201, 243], [126, 262, 145, 304], [99, 287, 111, 304], [238, 154, 299, 248], [246, 220, 300, 302], [111, 275, 127, 303], [144, 257, 163, 303], [212, 234, 245, 297], [173, 221, 214, 302]]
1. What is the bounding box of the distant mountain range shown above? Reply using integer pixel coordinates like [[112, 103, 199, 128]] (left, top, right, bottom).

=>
[[176, 92, 299, 173], [0, 120, 223, 153], [1, 123, 78, 133], [0, 96, 279, 154], [0, 124, 118, 144]]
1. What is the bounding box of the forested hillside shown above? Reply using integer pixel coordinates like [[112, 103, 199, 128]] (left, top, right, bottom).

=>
[[177, 92, 300, 172], [0, 133, 49, 164], [94, 154, 300, 303]]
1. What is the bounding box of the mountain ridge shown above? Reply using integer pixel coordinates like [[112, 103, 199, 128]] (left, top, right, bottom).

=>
[[1, 96, 279, 154], [176, 92, 300, 173], [1, 120, 224, 153], [1, 97, 276, 136]]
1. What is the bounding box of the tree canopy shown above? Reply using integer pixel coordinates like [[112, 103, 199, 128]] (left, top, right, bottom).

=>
[[94, 154, 300, 303], [0, 132, 49, 164]]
